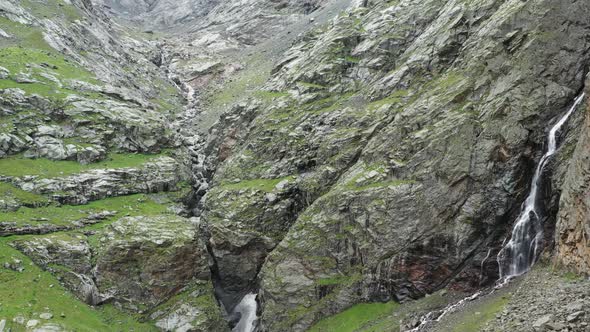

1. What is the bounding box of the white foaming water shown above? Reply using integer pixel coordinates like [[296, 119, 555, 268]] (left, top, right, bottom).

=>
[[232, 293, 258, 332], [407, 93, 586, 331], [407, 291, 482, 332], [497, 93, 585, 278]]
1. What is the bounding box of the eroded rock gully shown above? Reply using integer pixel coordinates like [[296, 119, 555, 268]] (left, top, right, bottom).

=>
[[1, 0, 590, 331]]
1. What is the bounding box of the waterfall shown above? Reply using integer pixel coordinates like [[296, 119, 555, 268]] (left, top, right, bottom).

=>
[[232, 293, 258, 332], [406, 93, 586, 331], [497, 93, 585, 279]]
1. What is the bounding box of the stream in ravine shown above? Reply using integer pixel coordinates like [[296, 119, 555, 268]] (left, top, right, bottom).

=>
[[232, 293, 258, 332]]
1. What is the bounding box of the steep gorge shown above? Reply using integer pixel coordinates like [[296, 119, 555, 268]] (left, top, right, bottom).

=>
[[1, 0, 590, 331]]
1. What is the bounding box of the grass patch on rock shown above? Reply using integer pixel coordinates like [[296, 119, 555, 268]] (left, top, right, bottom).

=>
[[0, 46, 100, 99], [206, 55, 273, 111], [0, 47, 96, 83], [367, 89, 409, 111], [347, 179, 416, 191], [0, 18, 53, 51], [20, 0, 82, 22], [0, 182, 50, 207], [0, 153, 162, 178], [219, 176, 292, 192], [308, 302, 400, 332], [447, 294, 510, 332], [0, 193, 171, 228]]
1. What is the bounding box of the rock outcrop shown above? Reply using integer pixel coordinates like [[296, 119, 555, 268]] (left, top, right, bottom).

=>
[[4, 156, 182, 205], [555, 90, 590, 275], [94, 216, 211, 308], [13, 216, 222, 322], [12, 233, 102, 305]]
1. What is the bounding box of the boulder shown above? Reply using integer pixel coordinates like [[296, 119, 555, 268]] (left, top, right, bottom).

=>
[[93, 216, 211, 308], [0, 66, 9, 79], [533, 315, 553, 329], [150, 281, 229, 332]]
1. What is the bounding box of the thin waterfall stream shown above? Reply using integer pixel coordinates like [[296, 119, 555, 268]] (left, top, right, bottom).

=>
[[407, 93, 585, 331], [232, 293, 258, 332], [497, 93, 586, 278]]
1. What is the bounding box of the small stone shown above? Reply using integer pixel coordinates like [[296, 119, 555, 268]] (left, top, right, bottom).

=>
[[275, 180, 289, 190], [566, 301, 584, 312], [265, 193, 278, 203], [60, 312, 66, 318], [26, 319, 39, 328], [0, 319, 5, 332], [13, 315, 25, 324], [40, 312, 53, 320], [566, 311, 584, 323], [0, 66, 9, 80], [533, 315, 553, 329], [546, 322, 566, 331], [366, 170, 380, 178]]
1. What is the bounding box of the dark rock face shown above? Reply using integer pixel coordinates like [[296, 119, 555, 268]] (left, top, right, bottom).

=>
[[207, 222, 276, 308]]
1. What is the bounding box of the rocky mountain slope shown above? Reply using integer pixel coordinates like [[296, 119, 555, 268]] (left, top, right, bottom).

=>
[[1, 0, 590, 331]]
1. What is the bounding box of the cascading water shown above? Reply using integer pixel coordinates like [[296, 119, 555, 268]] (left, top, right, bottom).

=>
[[407, 93, 585, 331], [232, 293, 258, 332], [497, 93, 586, 279]]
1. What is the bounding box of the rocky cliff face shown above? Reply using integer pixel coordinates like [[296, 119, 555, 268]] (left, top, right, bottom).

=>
[[555, 83, 590, 275], [1, 0, 590, 331], [221, 0, 589, 329]]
